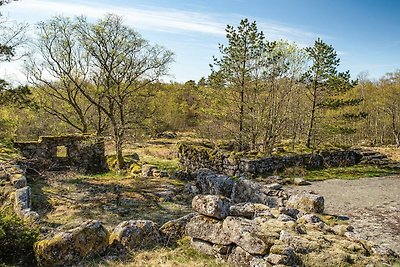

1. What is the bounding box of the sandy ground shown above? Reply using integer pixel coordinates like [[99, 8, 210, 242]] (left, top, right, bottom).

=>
[[287, 176, 400, 255]]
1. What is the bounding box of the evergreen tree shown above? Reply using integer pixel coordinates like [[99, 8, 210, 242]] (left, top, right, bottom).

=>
[[302, 38, 357, 148], [210, 18, 267, 150]]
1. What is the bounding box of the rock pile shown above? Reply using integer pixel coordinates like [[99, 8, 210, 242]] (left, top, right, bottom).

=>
[[189, 168, 289, 208], [185, 193, 398, 266]]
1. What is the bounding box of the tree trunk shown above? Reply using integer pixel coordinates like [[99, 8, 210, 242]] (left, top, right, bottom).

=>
[[239, 88, 244, 151], [114, 134, 124, 170], [306, 86, 318, 148], [391, 113, 400, 147]]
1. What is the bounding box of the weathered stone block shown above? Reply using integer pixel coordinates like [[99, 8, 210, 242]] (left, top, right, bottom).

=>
[[109, 220, 160, 250], [159, 213, 196, 242], [192, 195, 230, 220], [287, 192, 324, 214], [34, 220, 109, 267], [186, 215, 231, 245], [223, 216, 272, 255], [194, 168, 235, 197]]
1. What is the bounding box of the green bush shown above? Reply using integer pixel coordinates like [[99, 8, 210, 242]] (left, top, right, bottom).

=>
[[0, 210, 39, 266]]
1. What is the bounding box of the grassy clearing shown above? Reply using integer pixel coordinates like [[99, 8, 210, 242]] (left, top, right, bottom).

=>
[[30, 171, 192, 228], [281, 165, 399, 181]]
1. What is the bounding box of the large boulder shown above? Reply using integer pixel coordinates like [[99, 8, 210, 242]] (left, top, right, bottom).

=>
[[193, 168, 235, 197], [159, 213, 197, 242], [192, 195, 230, 220], [286, 192, 324, 214], [109, 220, 160, 250], [186, 214, 231, 245], [34, 220, 109, 267], [222, 216, 272, 255]]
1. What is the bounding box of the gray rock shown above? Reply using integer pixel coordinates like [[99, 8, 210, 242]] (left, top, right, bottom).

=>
[[34, 220, 109, 267], [278, 207, 299, 219], [159, 213, 197, 242], [286, 192, 324, 214], [278, 214, 296, 222], [222, 216, 271, 255], [229, 203, 271, 219], [264, 175, 283, 184], [293, 177, 311, 186], [297, 214, 322, 224], [332, 224, 354, 236], [194, 168, 235, 197], [186, 215, 231, 245], [266, 183, 283, 190], [192, 195, 230, 220], [191, 238, 216, 256], [230, 177, 263, 203], [266, 254, 286, 265], [227, 246, 258, 267], [191, 238, 233, 256], [141, 164, 157, 177], [109, 220, 160, 250], [14, 186, 32, 213], [185, 184, 200, 195]]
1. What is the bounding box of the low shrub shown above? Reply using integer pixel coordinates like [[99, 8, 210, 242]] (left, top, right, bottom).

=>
[[0, 210, 39, 266]]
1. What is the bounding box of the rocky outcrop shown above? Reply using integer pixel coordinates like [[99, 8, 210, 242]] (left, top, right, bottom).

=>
[[185, 181, 398, 266], [34, 220, 109, 267]]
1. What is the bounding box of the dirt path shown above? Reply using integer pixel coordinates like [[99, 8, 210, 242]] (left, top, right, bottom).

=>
[[287, 176, 400, 255]]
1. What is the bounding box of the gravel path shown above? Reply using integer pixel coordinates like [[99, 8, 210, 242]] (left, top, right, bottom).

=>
[[287, 176, 400, 254]]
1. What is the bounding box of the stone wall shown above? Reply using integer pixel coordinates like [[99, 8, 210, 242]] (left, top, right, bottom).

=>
[[0, 163, 39, 223], [14, 135, 107, 174], [178, 143, 362, 177]]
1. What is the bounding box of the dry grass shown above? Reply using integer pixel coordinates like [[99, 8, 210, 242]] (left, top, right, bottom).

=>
[[363, 146, 400, 162], [81, 237, 228, 267]]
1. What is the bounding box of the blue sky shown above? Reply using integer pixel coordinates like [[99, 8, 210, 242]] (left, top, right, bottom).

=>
[[1, 0, 399, 83]]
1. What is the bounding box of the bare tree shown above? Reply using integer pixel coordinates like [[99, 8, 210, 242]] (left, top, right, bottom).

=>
[[74, 14, 174, 169], [26, 16, 103, 134]]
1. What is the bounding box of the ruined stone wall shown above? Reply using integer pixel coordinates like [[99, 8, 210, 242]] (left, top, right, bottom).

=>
[[178, 143, 362, 177], [14, 135, 107, 174]]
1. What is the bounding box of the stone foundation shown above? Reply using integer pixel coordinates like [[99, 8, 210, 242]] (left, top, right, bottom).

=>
[[14, 135, 107, 174], [178, 143, 362, 177]]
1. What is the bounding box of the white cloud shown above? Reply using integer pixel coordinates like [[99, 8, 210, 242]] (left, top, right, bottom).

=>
[[3, 0, 320, 41]]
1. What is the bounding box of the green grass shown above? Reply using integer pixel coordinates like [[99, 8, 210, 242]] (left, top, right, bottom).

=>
[[0, 141, 21, 162], [140, 155, 179, 173], [282, 165, 400, 181]]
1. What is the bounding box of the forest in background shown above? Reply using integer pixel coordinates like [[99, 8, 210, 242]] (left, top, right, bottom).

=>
[[1, 9, 399, 169]]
